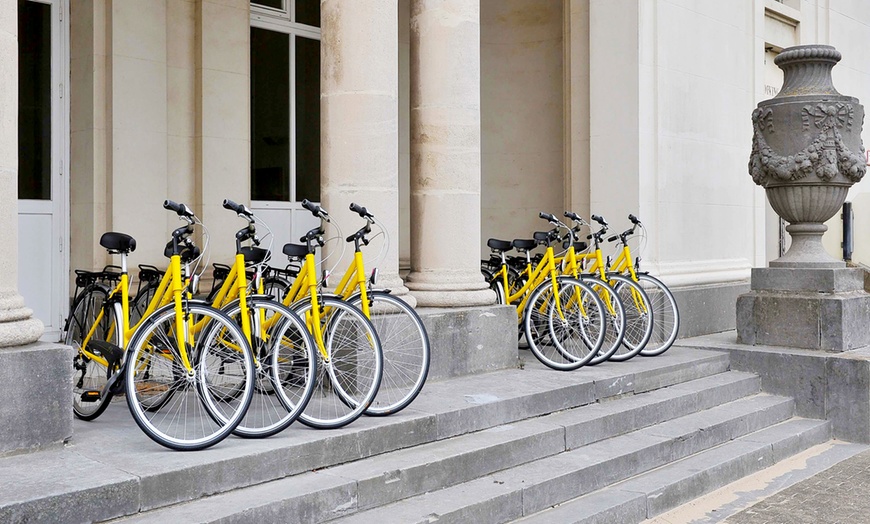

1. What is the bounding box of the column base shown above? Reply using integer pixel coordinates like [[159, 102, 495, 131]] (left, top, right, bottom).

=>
[[405, 271, 496, 307], [736, 267, 870, 351], [0, 290, 44, 347], [0, 342, 73, 456]]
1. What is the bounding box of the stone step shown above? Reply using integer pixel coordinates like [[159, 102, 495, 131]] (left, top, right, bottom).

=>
[[108, 370, 762, 523], [513, 418, 832, 524], [0, 348, 728, 524], [325, 394, 796, 524]]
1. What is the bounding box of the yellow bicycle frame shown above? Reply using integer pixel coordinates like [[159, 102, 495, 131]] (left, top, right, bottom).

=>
[[279, 253, 330, 360], [332, 251, 371, 317], [78, 253, 194, 373], [208, 253, 257, 344], [492, 244, 568, 323]]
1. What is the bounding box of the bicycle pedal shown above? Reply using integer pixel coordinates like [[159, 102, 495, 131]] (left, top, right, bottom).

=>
[[80, 390, 101, 403]]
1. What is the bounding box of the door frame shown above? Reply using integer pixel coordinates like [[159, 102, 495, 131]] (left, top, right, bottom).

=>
[[17, 0, 69, 340]]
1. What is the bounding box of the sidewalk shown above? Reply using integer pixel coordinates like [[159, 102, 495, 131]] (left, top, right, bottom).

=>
[[646, 441, 870, 524]]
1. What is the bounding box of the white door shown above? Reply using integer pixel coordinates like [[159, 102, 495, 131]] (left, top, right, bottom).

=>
[[17, 0, 68, 341], [250, 9, 322, 264]]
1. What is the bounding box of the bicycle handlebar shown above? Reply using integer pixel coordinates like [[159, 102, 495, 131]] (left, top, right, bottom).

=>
[[302, 199, 330, 221], [223, 198, 253, 218], [350, 202, 374, 219], [164, 200, 194, 219], [628, 213, 640, 225], [591, 214, 608, 227], [539, 211, 558, 223]]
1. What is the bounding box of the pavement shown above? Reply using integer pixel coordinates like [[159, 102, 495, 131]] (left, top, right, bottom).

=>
[[646, 439, 870, 524]]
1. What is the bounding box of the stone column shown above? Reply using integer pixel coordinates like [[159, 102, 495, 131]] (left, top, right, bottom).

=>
[[0, 0, 69, 456], [0, 0, 43, 346], [195, 0, 249, 263], [321, 0, 410, 302], [405, 0, 493, 307]]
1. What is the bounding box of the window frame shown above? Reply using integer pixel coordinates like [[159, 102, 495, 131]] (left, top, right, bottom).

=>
[[250, 7, 321, 207]]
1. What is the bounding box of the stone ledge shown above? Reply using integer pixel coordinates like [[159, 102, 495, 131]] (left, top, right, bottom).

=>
[[0, 342, 73, 456], [676, 332, 870, 443], [416, 304, 517, 380], [751, 267, 865, 293]]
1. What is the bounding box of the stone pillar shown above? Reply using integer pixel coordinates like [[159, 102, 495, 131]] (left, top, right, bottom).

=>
[[405, 0, 493, 307], [0, 0, 70, 456], [321, 0, 410, 302], [0, 0, 43, 346], [195, 0, 249, 263]]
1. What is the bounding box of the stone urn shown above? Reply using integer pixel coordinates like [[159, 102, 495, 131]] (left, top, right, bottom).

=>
[[749, 44, 866, 268]]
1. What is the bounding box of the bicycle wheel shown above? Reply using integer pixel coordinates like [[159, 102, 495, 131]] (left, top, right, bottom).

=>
[[608, 274, 654, 361], [67, 285, 120, 421], [222, 297, 317, 437], [523, 277, 605, 370], [125, 302, 255, 451], [636, 273, 680, 356], [348, 291, 430, 416], [581, 276, 626, 365], [263, 276, 291, 303], [291, 296, 383, 429], [130, 282, 158, 325]]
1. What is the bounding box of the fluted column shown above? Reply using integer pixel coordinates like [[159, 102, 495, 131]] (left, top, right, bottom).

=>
[[321, 0, 410, 301], [405, 0, 493, 307], [0, 0, 43, 347]]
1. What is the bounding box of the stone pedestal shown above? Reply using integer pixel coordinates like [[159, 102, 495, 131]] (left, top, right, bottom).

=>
[[737, 267, 870, 351], [0, 343, 73, 456]]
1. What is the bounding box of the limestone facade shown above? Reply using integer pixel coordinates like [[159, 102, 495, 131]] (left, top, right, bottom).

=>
[[5, 0, 870, 333]]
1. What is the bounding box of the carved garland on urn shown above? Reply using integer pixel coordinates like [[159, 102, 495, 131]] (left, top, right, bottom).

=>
[[749, 103, 866, 186]]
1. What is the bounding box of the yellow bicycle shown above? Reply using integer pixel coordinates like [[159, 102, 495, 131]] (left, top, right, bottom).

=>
[[561, 212, 653, 361], [605, 214, 680, 356], [202, 199, 318, 438], [486, 212, 606, 370], [65, 201, 255, 450], [271, 205, 384, 429]]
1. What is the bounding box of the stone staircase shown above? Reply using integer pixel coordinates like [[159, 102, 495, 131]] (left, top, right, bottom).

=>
[[0, 347, 832, 523]]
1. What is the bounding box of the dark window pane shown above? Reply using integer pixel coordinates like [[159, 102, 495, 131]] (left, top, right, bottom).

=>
[[18, 0, 51, 201], [252, 0, 283, 10], [251, 27, 290, 201], [295, 35, 320, 202], [295, 0, 319, 27]]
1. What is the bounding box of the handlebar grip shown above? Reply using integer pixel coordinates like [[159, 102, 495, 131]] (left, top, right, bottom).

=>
[[223, 198, 243, 213], [607, 235, 618, 243], [564, 211, 580, 221], [591, 214, 608, 227], [164, 199, 184, 214], [628, 213, 640, 225], [164, 200, 194, 218], [349, 202, 372, 218], [301, 199, 320, 215], [539, 211, 557, 223]]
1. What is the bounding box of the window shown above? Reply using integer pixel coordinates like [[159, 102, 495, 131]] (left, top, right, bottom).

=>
[[250, 1, 320, 203]]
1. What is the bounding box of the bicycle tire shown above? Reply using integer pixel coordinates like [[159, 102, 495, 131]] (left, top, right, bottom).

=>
[[131, 282, 158, 325], [580, 276, 626, 365], [523, 277, 605, 370], [125, 302, 255, 451], [636, 273, 680, 356], [221, 297, 317, 437], [291, 296, 383, 429], [608, 274, 654, 361], [263, 276, 291, 304], [67, 285, 120, 421], [348, 291, 430, 416]]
